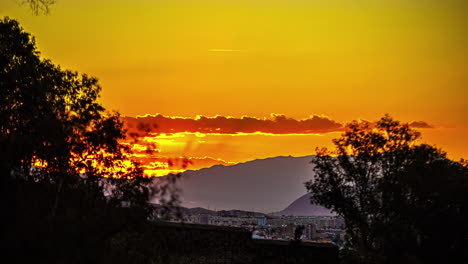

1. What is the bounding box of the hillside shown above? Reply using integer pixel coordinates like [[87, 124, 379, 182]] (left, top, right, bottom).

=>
[[270, 193, 334, 216]]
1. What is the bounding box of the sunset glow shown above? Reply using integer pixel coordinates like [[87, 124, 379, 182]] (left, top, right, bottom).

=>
[[119, 113, 453, 176], [2, 0, 466, 176]]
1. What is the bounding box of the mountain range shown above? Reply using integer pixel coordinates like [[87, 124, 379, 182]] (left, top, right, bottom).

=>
[[151, 155, 332, 215]]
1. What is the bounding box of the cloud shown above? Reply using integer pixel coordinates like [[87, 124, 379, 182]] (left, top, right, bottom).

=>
[[409, 121, 434, 129], [122, 114, 344, 136], [120, 114, 436, 177]]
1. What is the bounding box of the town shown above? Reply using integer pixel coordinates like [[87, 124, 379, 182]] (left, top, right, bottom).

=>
[[159, 207, 346, 246]]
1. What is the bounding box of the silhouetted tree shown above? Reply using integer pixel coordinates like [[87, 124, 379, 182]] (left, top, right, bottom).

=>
[[294, 225, 305, 241], [0, 17, 177, 263], [305, 115, 468, 263]]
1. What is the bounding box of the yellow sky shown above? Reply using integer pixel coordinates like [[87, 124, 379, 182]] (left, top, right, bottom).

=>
[[1, 0, 467, 171]]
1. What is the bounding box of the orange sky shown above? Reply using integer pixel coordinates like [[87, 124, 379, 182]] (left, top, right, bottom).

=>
[[1, 0, 467, 175], [121, 114, 447, 176]]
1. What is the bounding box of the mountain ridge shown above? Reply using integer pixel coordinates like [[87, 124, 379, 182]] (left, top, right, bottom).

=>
[[179, 155, 316, 174], [151, 155, 318, 213], [270, 193, 334, 216]]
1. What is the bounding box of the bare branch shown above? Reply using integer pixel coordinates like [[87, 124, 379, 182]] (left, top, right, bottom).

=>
[[19, 0, 56, 15]]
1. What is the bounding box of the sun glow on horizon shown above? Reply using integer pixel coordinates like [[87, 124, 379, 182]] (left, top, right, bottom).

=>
[[2, 0, 466, 175], [117, 114, 466, 177]]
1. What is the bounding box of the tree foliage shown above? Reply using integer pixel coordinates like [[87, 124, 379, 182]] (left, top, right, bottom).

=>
[[294, 225, 305, 242], [306, 115, 468, 263], [0, 17, 177, 263]]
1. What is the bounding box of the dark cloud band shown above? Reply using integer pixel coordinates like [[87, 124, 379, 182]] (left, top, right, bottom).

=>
[[122, 114, 435, 137], [122, 114, 344, 135]]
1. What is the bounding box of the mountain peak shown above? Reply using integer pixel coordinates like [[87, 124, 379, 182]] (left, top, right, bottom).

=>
[[270, 193, 334, 216]]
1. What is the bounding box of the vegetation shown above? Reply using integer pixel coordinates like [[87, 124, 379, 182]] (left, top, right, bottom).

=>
[[0, 17, 178, 263], [294, 225, 305, 242], [306, 115, 468, 263]]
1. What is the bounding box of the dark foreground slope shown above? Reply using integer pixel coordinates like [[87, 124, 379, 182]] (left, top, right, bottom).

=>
[[105, 221, 338, 264]]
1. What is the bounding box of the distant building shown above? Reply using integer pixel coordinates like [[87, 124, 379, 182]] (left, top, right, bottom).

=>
[[305, 224, 317, 240], [286, 223, 295, 238], [198, 214, 209, 225], [258, 215, 267, 226]]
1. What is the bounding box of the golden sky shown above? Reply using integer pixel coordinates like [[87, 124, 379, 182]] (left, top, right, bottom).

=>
[[1, 0, 467, 175]]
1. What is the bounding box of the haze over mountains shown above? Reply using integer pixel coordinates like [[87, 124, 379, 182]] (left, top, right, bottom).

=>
[[152, 155, 332, 215]]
